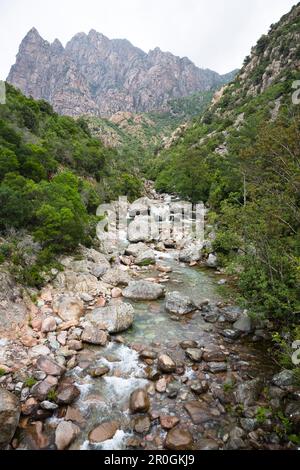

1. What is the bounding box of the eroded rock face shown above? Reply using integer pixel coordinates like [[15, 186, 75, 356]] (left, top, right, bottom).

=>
[[8, 28, 227, 117], [86, 302, 134, 334], [123, 281, 165, 301], [0, 389, 20, 447]]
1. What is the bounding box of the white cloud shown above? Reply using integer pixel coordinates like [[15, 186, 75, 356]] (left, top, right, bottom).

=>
[[0, 0, 298, 79]]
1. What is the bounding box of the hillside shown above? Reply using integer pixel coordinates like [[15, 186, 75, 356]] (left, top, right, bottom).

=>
[[7, 28, 234, 117], [0, 84, 145, 286], [152, 3, 300, 321]]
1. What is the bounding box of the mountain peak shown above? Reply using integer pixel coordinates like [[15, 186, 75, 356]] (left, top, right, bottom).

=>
[[8, 28, 232, 117]]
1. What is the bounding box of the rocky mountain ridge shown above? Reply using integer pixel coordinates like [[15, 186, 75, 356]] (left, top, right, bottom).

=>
[[7, 28, 235, 117]]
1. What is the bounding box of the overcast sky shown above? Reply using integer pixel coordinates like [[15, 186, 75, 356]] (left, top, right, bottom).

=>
[[0, 0, 298, 79]]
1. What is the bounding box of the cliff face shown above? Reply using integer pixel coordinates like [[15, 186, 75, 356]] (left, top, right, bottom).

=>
[[8, 28, 232, 117]]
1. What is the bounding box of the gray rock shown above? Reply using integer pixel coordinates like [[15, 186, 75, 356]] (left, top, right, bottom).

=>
[[135, 250, 156, 266], [128, 216, 152, 243], [179, 242, 203, 263], [165, 292, 196, 315], [235, 379, 263, 407], [233, 312, 252, 333], [86, 302, 134, 333], [272, 370, 295, 388], [123, 281, 164, 301], [101, 267, 131, 287], [125, 242, 148, 257], [206, 254, 218, 268]]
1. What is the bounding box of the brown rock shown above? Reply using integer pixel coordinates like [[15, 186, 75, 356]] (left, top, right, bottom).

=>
[[56, 383, 80, 405], [89, 421, 119, 443], [88, 366, 110, 378], [157, 354, 176, 373], [164, 426, 193, 450], [55, 420, 80, 450], [184, 401, 216, 424], [53, 295, 84, 322], [130, 389, 150, 413], [160, 416, 180, 430], [134, 416, 151, 434], [82, 325, 108, 346], [65, 406, 86, 425], [21, 398, 39, 416], [36, 356, 66, 376], [156, 378, 167, 393], [111, 288, 122, 299]]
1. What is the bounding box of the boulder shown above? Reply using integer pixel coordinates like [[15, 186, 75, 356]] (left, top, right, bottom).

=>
[[128, 216, 152, 243], [86, 302, 134, 334], [135, 250, 156, 266], [101, 267, 131, 287], [233, 312, 252, 333], [125, 242, 148, 258], [89, 421, 119, 443], [0, 389, 20, 447], [164, 427, 193, 450], [129, 389, 150, 413], [55, 421, 80, 450], [179, 242, 203, 263], [272, 370, 295, 388], [0, 271, 27, 333], [54, 271, 109, 297], [53, 295, 84, 322], [123, 281, 164, 301], [165, 292, 196, 315], [88, 366, 110, 378], [158, 354, 176, 373], [206, 254, 218, 268]]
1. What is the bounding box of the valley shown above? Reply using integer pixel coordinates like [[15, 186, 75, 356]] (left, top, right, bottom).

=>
[[0, 1, 299, 453]]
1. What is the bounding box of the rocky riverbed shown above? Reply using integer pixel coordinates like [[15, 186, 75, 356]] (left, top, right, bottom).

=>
[[0, 194, 299, 451]]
